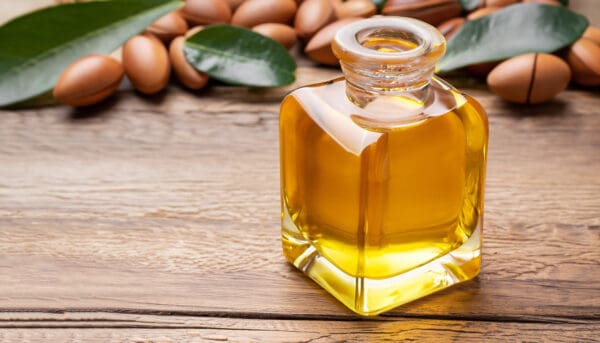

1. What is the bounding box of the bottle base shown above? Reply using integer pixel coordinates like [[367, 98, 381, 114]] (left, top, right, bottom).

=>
[[282, 208, 482, 316]]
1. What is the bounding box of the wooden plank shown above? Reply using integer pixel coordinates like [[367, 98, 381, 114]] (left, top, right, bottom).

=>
[[0, 313, 598, 342], [0, 85, 598, 321], [0, 0, 599, 331]]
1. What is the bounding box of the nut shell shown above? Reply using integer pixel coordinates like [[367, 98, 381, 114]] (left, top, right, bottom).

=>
[[305, 17, 361, 66], [232, 0, 297, 28], [122, 34, 171, 94], [146, 11, 188, 43], [223, 0, 245, 10], [437, 17, 465, 39], [334, 0, 376, 19], [253, 23, 297, 49], [53, 55, 124, 107], [583, 26, 600, 45], [382, 0, 462, 26], [481, 0, 517, 7], [467, 6, 500, 20], [185, 26, 204, 38], [567, 38, 600, 87], [522, 0, 561, 5], [182, 0, 232, 25], [295, 0, 335, 40], [487, 53, 571, 104], [169, 36, 209, 90]]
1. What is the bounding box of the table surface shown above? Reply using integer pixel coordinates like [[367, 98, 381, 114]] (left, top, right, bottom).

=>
[[1, 1, 599, 342]]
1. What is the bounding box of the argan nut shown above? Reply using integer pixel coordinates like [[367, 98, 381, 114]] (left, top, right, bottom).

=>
[[53, 55, 124, 107], [334, 0, 376, 19], [305, 17, 361, 66], [522, 0, 561, 5], [467, 6, 500, 20], [169, 36, 209, 90], [182, 0, 232, 25], [567, 38, 600, 87], [232, 0, 297, 28], [122, 34, 171, 94], [146, 11, 188, 43], [583, 26, 600, 45], [480, 0, 517, 7], [185, 26, 204, 38], [487, 53, 571, 104], [437, 17, 465, 39], [295, 0, 335, 40], [253, 23, 297, 49], [223, 0, 245, 10], [382, 0, 462, 26]]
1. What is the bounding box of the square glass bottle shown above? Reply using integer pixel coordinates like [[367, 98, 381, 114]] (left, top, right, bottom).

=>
[[279, 17, 488, 316]]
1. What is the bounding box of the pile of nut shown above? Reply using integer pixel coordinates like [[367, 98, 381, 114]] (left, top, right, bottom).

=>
[[434, 0, 600, 104], [52, 0, 600, 107], [55, 0, 377, 106]]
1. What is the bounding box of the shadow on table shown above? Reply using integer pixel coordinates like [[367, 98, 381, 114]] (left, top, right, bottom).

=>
[[67, 89, 168, 121], [490, 98, 571, 119]]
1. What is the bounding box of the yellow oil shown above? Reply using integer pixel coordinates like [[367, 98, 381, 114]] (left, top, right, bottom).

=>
[[280, 77, 488, 315]]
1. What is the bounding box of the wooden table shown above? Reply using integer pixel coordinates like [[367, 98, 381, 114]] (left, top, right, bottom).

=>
[[1, 1, 599, 342]]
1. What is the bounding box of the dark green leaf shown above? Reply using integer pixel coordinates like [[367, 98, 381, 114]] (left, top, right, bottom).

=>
[[184, 25, 296, 87], [0, 0, 182, 107], [9, 91, 57, 108], [458, 0, 481, 11], [559, 0, 569, 6], [370, 0, 388, 12], [438, 3, 588, 72]]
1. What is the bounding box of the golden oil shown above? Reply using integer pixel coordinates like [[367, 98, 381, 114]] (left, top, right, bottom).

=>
[[279, 18, 488, 315]]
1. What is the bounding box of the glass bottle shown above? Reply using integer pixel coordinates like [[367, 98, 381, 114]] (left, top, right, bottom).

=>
[[279, 17, 488, 316]]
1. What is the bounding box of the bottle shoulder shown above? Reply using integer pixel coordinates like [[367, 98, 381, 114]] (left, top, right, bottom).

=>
[[283, 76, 486, 131]]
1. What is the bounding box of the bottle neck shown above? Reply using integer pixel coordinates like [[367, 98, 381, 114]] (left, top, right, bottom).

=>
[[331, 17, 446, 108], [341, 59, 434, 107]]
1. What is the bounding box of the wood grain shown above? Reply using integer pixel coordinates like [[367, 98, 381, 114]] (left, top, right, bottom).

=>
[[0, 313, 599, 342], [0, 85, 598, 322], [0, 1, 599, 341]]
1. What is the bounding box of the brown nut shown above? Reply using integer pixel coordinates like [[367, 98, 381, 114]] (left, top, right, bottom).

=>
[[521, 0, 561, 5], [146, 11, 188, 44], [382, 0, 462, 26], [169, 36, 209, 90], [467, 6, 501, 20], [53, 55, 124, 107], [182, 0, 232, 25], [185, 26, 204, 38], [253, 23, 298, 49], [583, 26, 600, 45], [223, 0, 246, 10], [437, 17, 465, 39], [487, 53, 571, 104], [480, 0, 518, 7], [305, 17, 361, 66], [295, 0, 335, 40], [334, 0, 376, 19], [122, 34, 171, 94], [567, 38, 600, 87], [232, 0, 297, 28]]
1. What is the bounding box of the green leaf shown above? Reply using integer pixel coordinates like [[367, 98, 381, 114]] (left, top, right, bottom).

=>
[[184, 25, 296, 87], [438, 3, 588, 72], [0, 0, 183, 107], [458, 0, 481, 11], [9, 91, 58, 108], [370, 0, 388, 12], [559, 0, 569, 6]]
